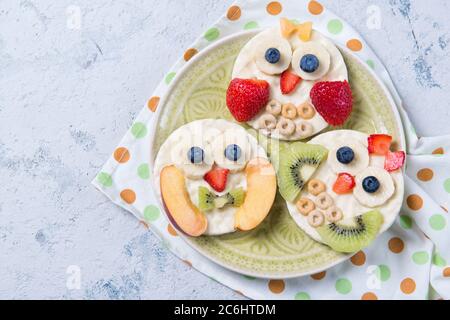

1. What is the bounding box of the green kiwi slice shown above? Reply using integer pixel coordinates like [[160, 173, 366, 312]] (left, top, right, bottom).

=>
[[273, 142, 328, 202], [317, 210, 384, 253], [198, 187, 245, 211]]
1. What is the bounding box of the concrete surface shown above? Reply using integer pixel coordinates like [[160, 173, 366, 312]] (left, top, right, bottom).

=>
[[0, 0, 448, 299]]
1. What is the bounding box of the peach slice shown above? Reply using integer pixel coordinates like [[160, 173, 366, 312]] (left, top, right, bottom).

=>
[[234, 158, 277, 231], [160, 165, 208, 237]]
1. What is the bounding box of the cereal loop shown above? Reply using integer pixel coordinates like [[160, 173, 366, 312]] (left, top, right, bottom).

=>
[[266, 100, 282, 115], [308, 179, 326, 196], [315, 192, 333, 210], [297, 102, 316, 119], [282, 103, 297, 119], [276, 117, 295, 136], [259, 114, 277, 130], [296, 198, 315, 216], [308, 210, 325, 227]]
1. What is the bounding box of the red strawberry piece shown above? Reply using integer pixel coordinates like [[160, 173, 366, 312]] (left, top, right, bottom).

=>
[[226, 78, 270, 122], [333, 173, 356, 194], [280, 70, 302, 94], [310, 80, 353, 126], [368, 134, 392, 155], [204, 167, 230, 193], [384, 151, 406, 172]]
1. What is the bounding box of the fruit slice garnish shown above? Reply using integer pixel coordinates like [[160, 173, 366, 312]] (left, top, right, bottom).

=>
[[198, 186, 246, 211], [204, 167, 230, 193], [316, 210, 384, 253], [384, 151, 406, 172], [367, 134, 392, 155], [280, 70, 302, 94], [332, 173, 356, 194], [272, 142, 328, 202]]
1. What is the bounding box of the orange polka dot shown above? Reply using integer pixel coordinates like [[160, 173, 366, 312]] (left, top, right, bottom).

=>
[[147, 96, 160, 112], [350, 251, 366, 266], [361, 292, 378, 300], [432, 147, 444, 155], [266, 1, 282, 15], [120, 189, 136, 204], [417, 168, 434, 182], [227, 5, 241, 21], [443, 267, 450, 277], [268, 279, 285, 294], [308, 0, 324, 15], [407, 194, 423, 211], [400, 278, 416, 294], [167, 223, 178, 236], [183, 260, 192, 267], [388, 237, 404, 254], [114, 147, 130, 163], [183, 48, 198, 62], [347, 39, 363, 52], [311, 271, 326, 280]]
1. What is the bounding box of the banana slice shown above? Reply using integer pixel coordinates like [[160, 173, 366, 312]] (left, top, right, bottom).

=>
[[212, 129, 251, 172], [327, 140, 370, 176], [292, 42, 330, 80], [254, 33, 292, 75], [354, 167, 395, 208]]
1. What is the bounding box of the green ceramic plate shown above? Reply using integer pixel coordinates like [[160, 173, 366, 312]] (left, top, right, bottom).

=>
[[150, 30, 405, 279]]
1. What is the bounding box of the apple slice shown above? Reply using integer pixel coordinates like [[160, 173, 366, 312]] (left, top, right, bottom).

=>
[[234, 158, 277, 231], [160, 165, 208, 237]]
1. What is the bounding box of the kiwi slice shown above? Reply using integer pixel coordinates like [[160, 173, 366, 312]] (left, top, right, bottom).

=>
[[317, 210, 384, 253], [198, 187, 245, 211], [273, 142, 328, 202]]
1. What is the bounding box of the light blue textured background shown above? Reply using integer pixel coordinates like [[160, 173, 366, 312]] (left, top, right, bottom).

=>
[[0, 0, 448, 299]]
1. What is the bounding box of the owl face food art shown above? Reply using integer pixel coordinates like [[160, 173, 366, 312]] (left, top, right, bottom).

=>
[[274, 130, 405, 253], [153, 119, 277, 237], [226, 19, 353, 141]]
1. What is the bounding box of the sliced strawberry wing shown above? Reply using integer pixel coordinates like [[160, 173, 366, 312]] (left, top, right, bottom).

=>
[[384, 151, 406, 172], [368, 134, 392, 155]]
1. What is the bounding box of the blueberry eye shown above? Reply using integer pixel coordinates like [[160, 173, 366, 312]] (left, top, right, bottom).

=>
[[336, 147, 355, 164], [224, 144, 242, 162], [187, 146, 204, 164], [300, 54, 319, 73], [362, 176, 380, 193], [265, 48, 281, 64]]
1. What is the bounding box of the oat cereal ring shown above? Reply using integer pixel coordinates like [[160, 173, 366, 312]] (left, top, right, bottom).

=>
[[266, 100, 282, 116], [325, 206, 343, 223], [295, 122, 313, 138], [315, 192, 334, 210], [297, 102, 316, 120], [296, 198, 315, 216], [307, 179, 326, 196], [276, 117, 295, 136], [308, 210, 325, 228], [281, 103, 297, 119], [259, 114, 277, 130]]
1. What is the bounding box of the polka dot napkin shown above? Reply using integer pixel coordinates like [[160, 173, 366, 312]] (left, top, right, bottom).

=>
[[92, 0, 450, 300]]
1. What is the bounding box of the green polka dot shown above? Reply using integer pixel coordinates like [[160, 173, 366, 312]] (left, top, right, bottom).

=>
[[335, 278, 352, 294], [412, 251, 430, 265], [137, 164, 150, 180], [400, 215, 413, 229], [367, 59, 375, 69], [244, 21, 259, 30], [97, 172, 112, 187], [375, 265, 391, 282], [131, 122, 147, 139], [429, 214, 446, 230], [143, 205, 160, 222], [444, 178, 450, 193], [432, 253, 447, 267], [327, 19, 343, 34], [294, 292, 310, 300], [204, 28, 220, 41], [165, 72, 176, 84]]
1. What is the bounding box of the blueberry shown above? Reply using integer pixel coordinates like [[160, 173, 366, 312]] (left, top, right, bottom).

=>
[[336, 146, 355, 164], [300, 54, 320, 73], [187, 146, 204, 164], [362, 176, 380, 193], [265, 48, 281, 64], [224, 144, 242, 162]]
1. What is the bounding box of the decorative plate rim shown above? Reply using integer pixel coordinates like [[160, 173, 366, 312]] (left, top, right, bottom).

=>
[[148, 29, 406, 279]]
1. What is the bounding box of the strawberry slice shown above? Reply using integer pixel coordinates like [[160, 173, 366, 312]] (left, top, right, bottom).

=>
[[368, 134, 392, 155], [333, 173, 356, 194], [204, 167, 230, 193], [226, 78, 270, 122], [280, 70, 302, 94], [384, 151, 406, 172]]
